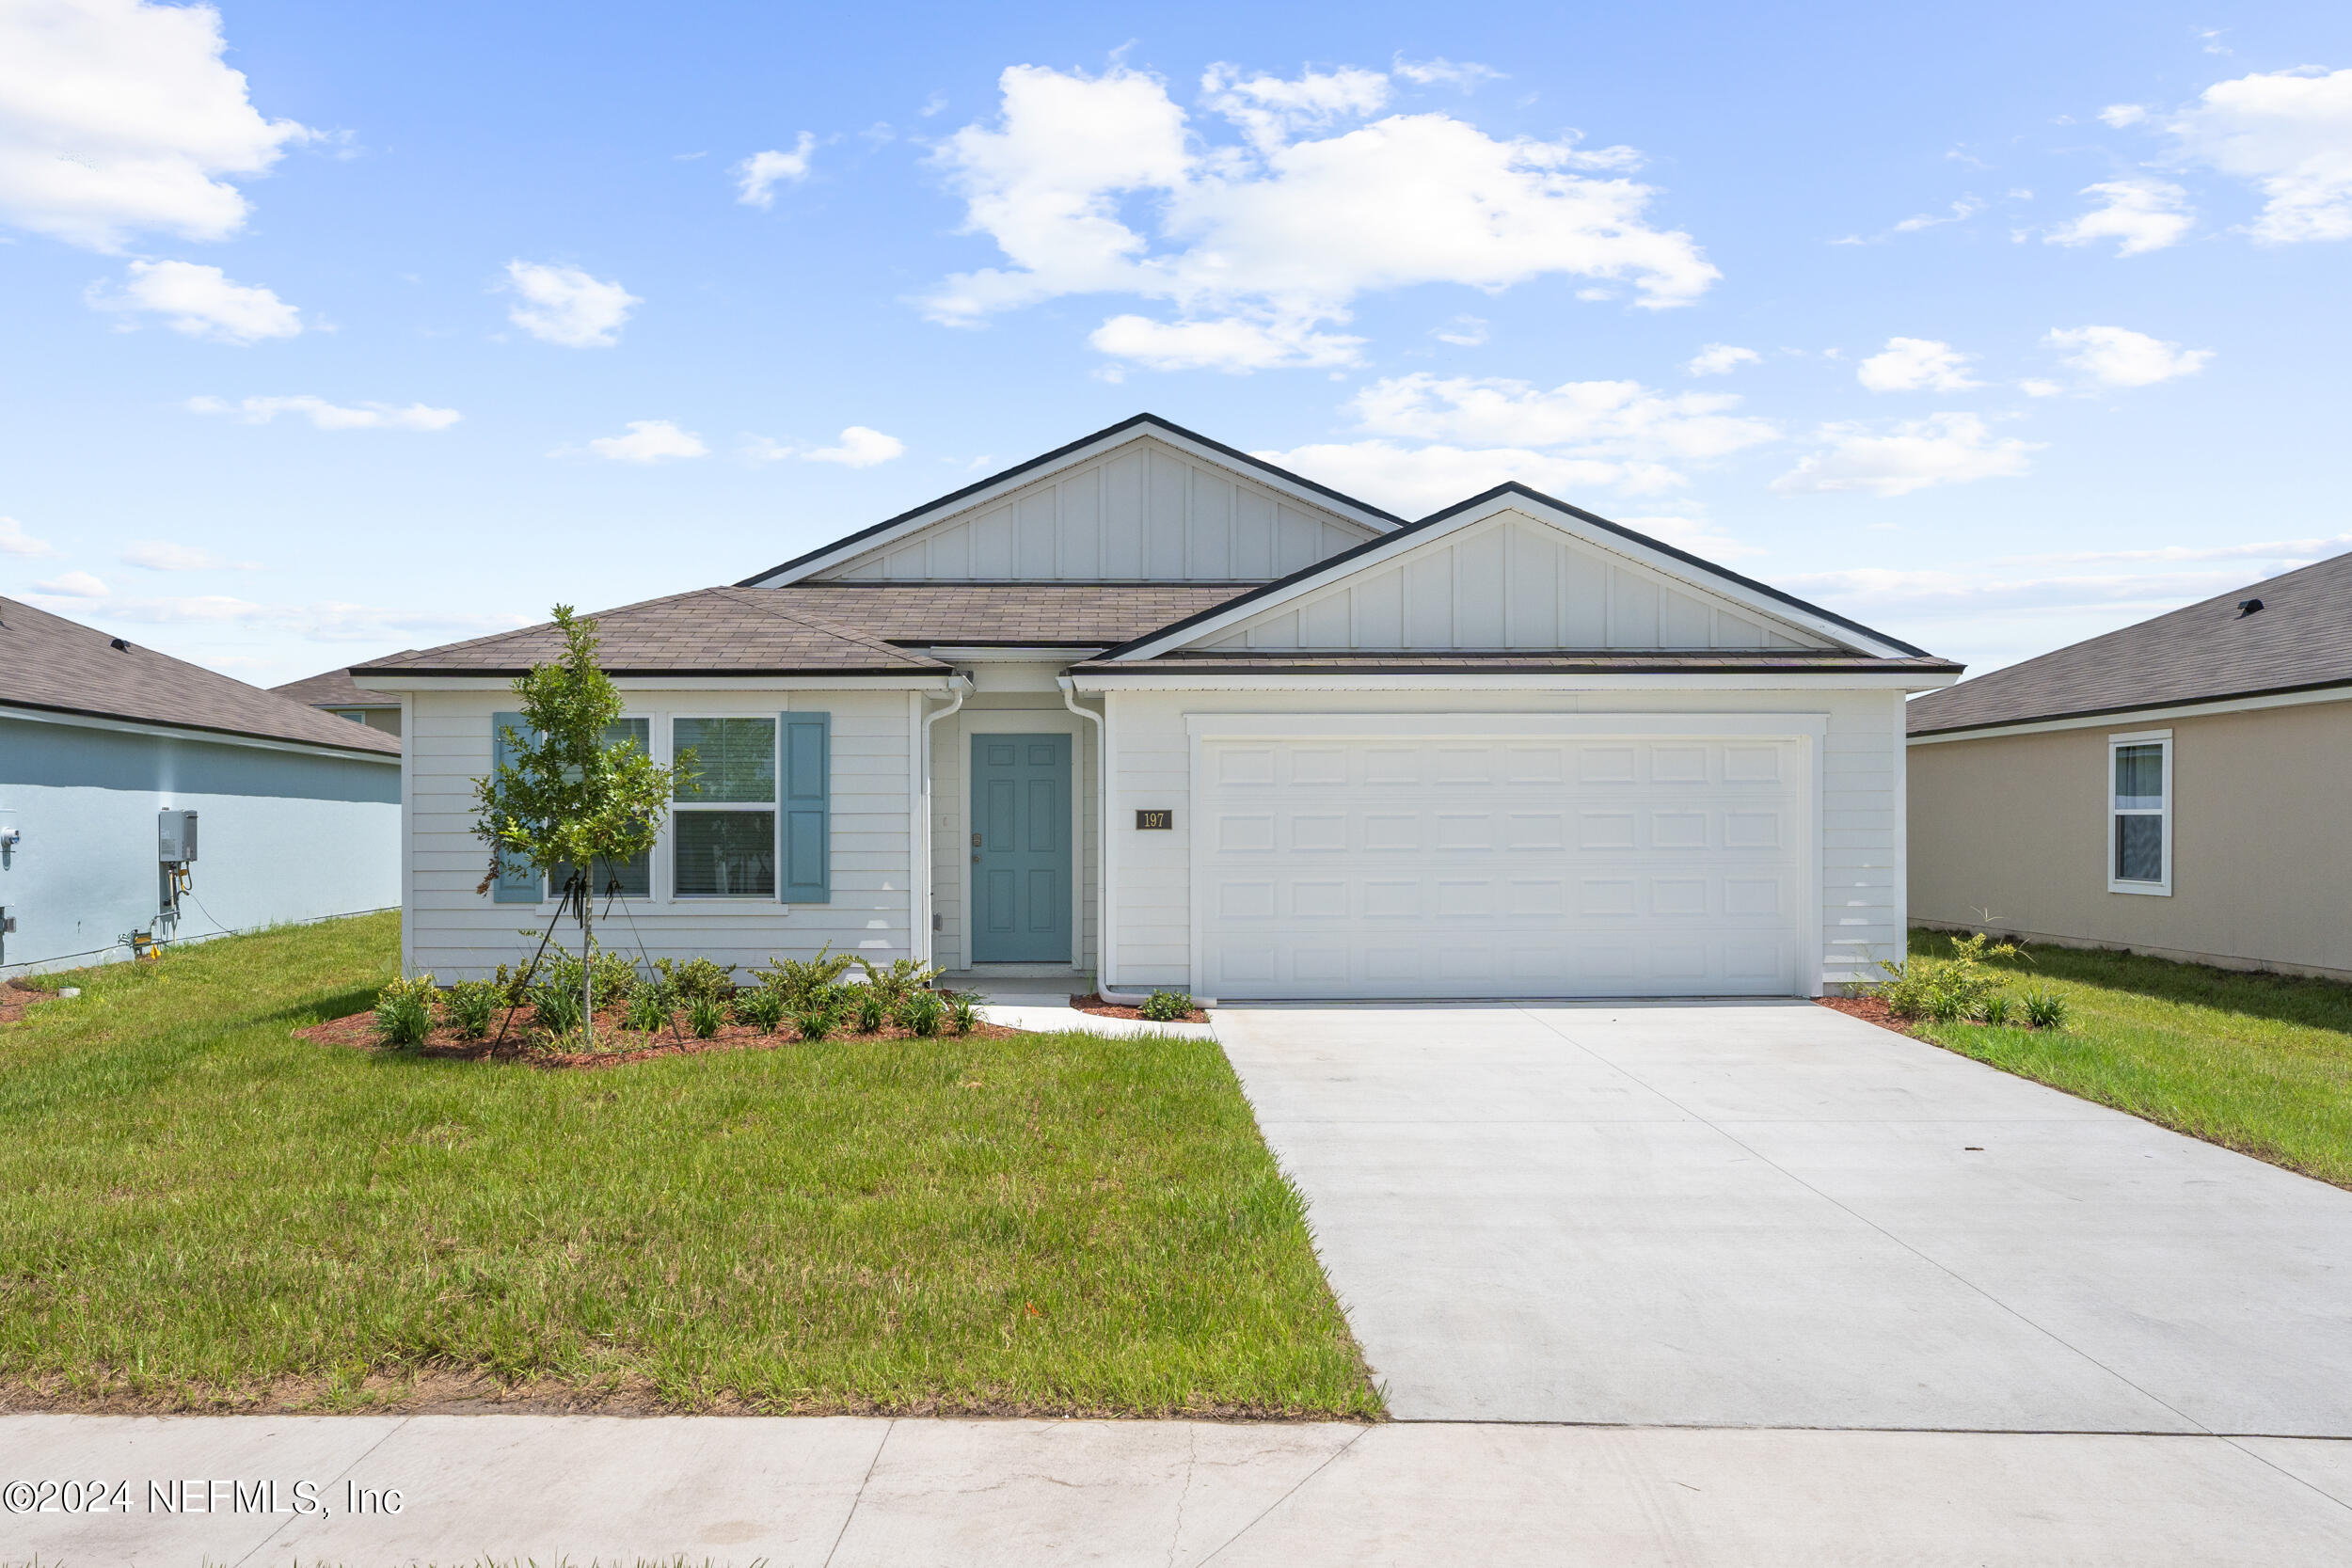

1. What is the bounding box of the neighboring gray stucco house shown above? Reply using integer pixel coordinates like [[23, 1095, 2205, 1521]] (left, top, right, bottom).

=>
[[0, 597, 403, 976], [273, 663, 409, 738], [361, 415, 1959, 1001], [1908, 550, 2352, 980]]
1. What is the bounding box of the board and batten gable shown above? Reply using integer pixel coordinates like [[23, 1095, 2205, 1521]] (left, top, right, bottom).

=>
[[1096, 686, 1907, 996], [815, 436, 1379, 583], [402, 686, 915, 980], [1192, 509, 1833, 653]]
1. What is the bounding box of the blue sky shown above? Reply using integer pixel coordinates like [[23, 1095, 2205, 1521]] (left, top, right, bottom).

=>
[[3, 0, 2348, 684]]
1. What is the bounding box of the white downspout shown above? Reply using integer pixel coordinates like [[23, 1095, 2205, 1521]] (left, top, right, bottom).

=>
[[918, 674, 970, 966], [1060, 676, 1143, 1004]]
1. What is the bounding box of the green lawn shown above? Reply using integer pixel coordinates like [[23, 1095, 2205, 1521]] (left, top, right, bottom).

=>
[[0, 913, 1375, 1417], [1904, 927, 2352, 1189]]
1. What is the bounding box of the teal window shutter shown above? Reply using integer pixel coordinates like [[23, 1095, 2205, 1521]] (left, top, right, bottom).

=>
[[780, 711, 830, 903], [490, 711, 543, 902]]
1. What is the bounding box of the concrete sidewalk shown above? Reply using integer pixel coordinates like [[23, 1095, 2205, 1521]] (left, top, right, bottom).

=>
[[7, 1413, 2351, 1565]]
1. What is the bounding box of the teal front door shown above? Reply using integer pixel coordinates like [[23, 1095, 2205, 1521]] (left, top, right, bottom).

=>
[[970, 733, 1072, 963]]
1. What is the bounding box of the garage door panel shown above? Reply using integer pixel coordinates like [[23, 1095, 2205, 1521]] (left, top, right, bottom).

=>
[[1198, 732, 1808, 999]]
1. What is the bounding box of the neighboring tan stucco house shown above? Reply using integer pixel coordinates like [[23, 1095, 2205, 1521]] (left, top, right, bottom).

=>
[[1908, 550, 2352, 981], [358, 415, 1959, 1000], [0, 598, 402, 976]]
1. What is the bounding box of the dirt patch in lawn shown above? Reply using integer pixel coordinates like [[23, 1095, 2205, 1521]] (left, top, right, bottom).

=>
[[0, 980, 60, 1025], [297, 1006, 1028, 1069], [1070, 992, 1210, 1023]]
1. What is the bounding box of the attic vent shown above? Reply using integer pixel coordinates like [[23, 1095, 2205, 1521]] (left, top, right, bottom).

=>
[[2235, 598, 2265, 619], [109, 637, 131, 650]]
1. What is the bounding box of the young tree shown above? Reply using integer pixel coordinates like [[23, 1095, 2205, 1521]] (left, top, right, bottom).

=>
[[473, 605, 691, 1045]]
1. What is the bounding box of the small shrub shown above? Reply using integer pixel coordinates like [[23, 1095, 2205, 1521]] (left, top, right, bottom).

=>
[[736, 987, 788, 1033], [895, 989, 945, 1037], [687, 994, 729, 1038], [852, 990, 886, 1034], [1977, 994, 2013, 1027], [857, 956, 943, 1008], [661, 957, 739, 1005], [1138, 989, 1195, 1022], [2022, 990, 2071, 1030], [373, 974, 437, 1048], [945, 991, 981, 1035], [752, 945, 853, 1008], [532, 983, 583, 1037], [792, 999, 839, 1041], [492, 962, 532, 1007], [623, 988, 672, 1034], [443, 979, 501, 1039], [1870, 930, 2023, 1021], [592, 950, 640, 1004]]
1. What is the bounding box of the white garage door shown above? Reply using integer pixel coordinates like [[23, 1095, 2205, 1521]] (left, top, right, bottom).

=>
[[1195, 731, 1810, 999]]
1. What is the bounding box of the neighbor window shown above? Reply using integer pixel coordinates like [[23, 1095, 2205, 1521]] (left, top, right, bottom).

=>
[[334, 709, 366, 723], [673, 717, 775, 897], [2107, 731, 2170, 896], [556, 718, 653, 898]]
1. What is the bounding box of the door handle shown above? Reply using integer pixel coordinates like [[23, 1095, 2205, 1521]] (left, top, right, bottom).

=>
[[972, 852, 981, 863]]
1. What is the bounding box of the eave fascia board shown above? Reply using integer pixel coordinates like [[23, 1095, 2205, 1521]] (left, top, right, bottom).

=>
[[1907, 679, 2352, 745], [0, 700, 403, 764], [1100, 487, 1926, 662], [358, 673, 967, 692], [735, 414, 1403, 588], [1068, 671, 1952, 693]]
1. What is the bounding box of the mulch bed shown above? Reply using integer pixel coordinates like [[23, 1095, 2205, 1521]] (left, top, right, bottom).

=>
[[297, 1005, 1026, 1069], [0, 980, 58, 1026], [1813, 993, 1922, 1038], [1069, 992, 1210, 1023]]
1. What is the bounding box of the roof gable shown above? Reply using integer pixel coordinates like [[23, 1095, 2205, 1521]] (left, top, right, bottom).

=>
[[739, 415, 1396, 587], [1106, 486, 1928, 661]]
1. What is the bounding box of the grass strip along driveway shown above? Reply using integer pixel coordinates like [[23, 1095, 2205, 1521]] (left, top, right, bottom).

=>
[[0, 913, 1375, 1418], [1901, 928, 2352, 1190]]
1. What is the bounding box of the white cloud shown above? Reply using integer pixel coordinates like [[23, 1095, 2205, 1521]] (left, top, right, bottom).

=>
[[924, 63, 1717, 372], [1089, 312, 1363, 370], [1782, 565, 2259, 620], [0, 516, 59, 558], [1893, 198, 1983, 233], [2019, 378, 2064, 397], [1685, 342, 1759, 376], [85, 259, 301, 342], [583, 420, 707, 463], [1985, 533, 2352, 568], [2044, 325, 2213, 387], [1432, 314, 1488, 346], [735, 133, 816, 207], [2099, 104, 2149, 128], [1856, 337, 1980, 392], [15, 589, 530, 645], [2167, 67, 2352, 243], [805, 426, 905, 467], [1771, 413, 2040, 497], [1252, 440, 1681, 516], [1348, 372, 1778, 461], [120, 540, 256, 569], [187, 394, 460, 430], [2045, 178, 2195, 255], [34, 569, 109, 596], [1391, 56, 1505, 90], [504, 260, 639, 347], [0, 0, 311, 250]]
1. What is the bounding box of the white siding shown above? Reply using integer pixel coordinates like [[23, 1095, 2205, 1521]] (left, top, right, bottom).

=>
[[1102, 687, 1905, 995], [405, 688, 914, 981], [924, 690, 1099, 973], [818, 436, 1376, 582], [1196, 511, 1830, 652]]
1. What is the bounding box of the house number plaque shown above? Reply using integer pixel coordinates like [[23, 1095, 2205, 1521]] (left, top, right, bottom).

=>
[[1135, 809, 1174, 831]]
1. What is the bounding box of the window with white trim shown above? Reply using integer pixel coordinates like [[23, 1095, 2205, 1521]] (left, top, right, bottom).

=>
[[2107, 731, 2171, 895], [672, 717, 776, 897]]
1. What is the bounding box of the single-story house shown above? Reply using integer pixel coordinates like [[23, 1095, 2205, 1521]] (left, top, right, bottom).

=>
[[1908, 549, 2352, 981], [0, 597, 403, 976], [272, 662, 409, 738], [358, 415, 1959, 1000]]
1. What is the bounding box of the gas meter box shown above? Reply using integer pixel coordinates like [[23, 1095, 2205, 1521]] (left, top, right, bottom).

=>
[[158, 809, 199, 864]]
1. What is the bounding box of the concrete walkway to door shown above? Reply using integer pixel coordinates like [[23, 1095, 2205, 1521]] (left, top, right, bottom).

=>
[[1213, 1000, 2352, 1434]]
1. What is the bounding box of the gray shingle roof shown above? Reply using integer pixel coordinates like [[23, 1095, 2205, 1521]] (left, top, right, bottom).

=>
[[271, 664, 406, 708], [0, 597, 402, 757], [770, 583, 1252, 644], [1907, 549, 2352, 736], [355, 588, 954, 676]]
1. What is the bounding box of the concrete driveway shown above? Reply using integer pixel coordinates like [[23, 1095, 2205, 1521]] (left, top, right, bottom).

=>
[[1214, 1000, 2352, 1433]]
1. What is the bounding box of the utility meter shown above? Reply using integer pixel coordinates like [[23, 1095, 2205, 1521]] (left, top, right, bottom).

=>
[[158, 809, 199, 864]]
